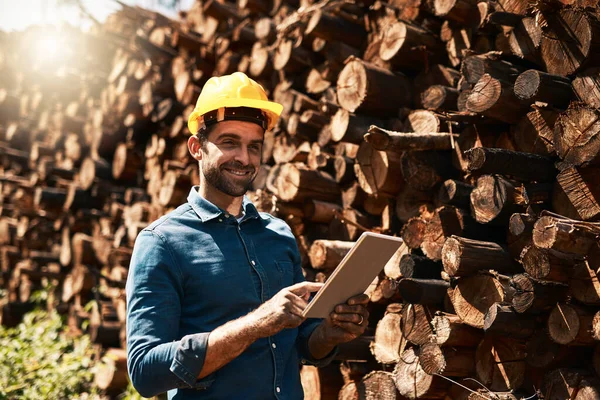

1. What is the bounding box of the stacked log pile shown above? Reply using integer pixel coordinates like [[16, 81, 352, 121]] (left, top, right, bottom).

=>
[[2, 0, 600, 398]]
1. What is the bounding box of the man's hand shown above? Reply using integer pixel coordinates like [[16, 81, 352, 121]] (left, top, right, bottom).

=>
[[250, 281, 323, 338], [321, 293, 370, 345]]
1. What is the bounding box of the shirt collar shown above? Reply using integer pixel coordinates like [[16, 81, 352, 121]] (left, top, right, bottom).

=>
[[187, 186, 260, 222]]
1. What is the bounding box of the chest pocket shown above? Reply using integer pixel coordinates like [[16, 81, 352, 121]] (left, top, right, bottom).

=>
[[275, 260, 295, 289]]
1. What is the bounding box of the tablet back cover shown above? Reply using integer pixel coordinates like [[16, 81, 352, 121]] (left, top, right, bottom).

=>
[[303, 232, 405, 319]]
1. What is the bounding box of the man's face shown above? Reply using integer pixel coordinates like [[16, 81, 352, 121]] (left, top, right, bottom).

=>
[[199, 120, 264, 197]]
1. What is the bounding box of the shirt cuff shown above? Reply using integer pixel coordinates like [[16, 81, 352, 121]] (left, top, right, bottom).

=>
[[297, 319, 338, 368], [169, 332, 216, 389]]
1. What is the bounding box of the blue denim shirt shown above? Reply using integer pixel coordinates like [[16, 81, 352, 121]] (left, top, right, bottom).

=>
[[126, 186, 336, 399]]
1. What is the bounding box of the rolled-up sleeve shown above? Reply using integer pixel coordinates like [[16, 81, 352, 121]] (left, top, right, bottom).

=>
[[126, 230, 214, 397], [291, 241, 338, 367]]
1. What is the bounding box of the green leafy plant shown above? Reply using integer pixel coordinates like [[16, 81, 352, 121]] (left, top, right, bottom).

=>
[[0, 309, 99, 400]]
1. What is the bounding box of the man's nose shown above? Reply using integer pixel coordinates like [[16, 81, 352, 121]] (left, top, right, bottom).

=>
[[233, 145, 251, 166]]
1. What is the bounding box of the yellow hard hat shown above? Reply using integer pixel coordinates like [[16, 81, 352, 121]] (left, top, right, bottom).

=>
[[187, 72, 283, 134]]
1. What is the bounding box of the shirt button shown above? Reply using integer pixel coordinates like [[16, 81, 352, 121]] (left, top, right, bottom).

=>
[[276, 387, 281, 393], [272, 343, 276, 349], [251, 260, 256, 265], [218, 218, 222, 222]]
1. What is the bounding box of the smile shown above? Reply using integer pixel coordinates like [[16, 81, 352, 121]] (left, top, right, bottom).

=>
[[224, 168, 252, 176]]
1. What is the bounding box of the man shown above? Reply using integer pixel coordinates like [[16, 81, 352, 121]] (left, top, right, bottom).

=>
[[126, 72, 369, 399]]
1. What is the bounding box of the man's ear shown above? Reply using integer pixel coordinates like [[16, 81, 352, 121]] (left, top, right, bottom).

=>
[[188, 135, 203, 161]]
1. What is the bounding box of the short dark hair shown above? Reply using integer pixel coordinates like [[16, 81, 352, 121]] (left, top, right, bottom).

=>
[[196, 124, 217, 149]]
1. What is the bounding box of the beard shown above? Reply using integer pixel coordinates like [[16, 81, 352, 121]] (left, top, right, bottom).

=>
[[201, 160, 257, 197]]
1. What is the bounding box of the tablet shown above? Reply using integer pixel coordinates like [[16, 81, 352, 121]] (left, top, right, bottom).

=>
[[302, 232, 405, 318]]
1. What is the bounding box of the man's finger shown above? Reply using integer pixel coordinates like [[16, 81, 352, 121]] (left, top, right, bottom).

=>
[[287, 294, 309, 310], [288, 281, 324, 296], [347, 294, 369, 306], [334, 304, 367, 314], [330, 313, 366, 325]]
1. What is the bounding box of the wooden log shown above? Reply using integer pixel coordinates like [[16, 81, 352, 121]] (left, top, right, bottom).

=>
[[94, 348, 129, 393], [90, 298, 121, 348], [300, 363, 344, 400], [394, 186, 434, 223], [430, 313, 483, 347], [354, 142, 403, 197], [519, 246, 579, 283], [511, 273, 569, 314], [569, 251, 600, 306], [398, 278, 449, 304], [333, 156, 355, 185], [303, 200, 342, 224], [418, 342, 474, 377], [276, 163, 341, 204], [433, 0, 480, 26], [514, 70, 573, 108], [572, 67, 600, 109], [437, 180, 472, 209], [466, 74, 530, 124], [383, 243, 410, 280], [393, 347, 449, 399], [400, 150, 452, 192], [78, 157, 112, 190], [483, 303, 535, 338], [532, 214, 600, 255], [305, 10, 366, 49], [401, 303, 437, 345], [356, 371, 402, 400], [553, 106, 600, 168], [466, 147, 556, 182], [525, 332, 566, 369], [548, 303, 596, 346], [508, 17, 542, 63], [470, 175, 522, 225], [364, 126, 455, 152], [541, 368, 600, 400], [330, 109, 383, 145], [442, 236, 520, 277], [414, 64, 460, 107], [370, 307, 406, 364], [511, 107, 558, 157], [379, 21, 442, 71], [336, 57, 413, 117], [308, 240, 353, 270], [401, 217, 428, 249], [507, 212, 534, 258], [399, 253, 442, 280], [556, 166, 600, 221], [461, 52, 526, 85], [475, 336, 526, 391], [421, 85, 460, 111], [540, 9, 600, 76], [332, 207, 379, 242], [273, 39, 317, 73], [420, 206, 487, 261], [451, 274, 505, 328]]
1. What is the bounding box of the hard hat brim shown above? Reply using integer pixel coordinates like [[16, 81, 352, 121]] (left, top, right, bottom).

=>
[[188, 98, 283, 135]]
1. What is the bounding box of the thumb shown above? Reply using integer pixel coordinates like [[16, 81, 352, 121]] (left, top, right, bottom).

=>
[[288, 281, 324, 297]]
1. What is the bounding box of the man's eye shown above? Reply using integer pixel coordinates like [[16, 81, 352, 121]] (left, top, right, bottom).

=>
[[250, 145, 262, 152]]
